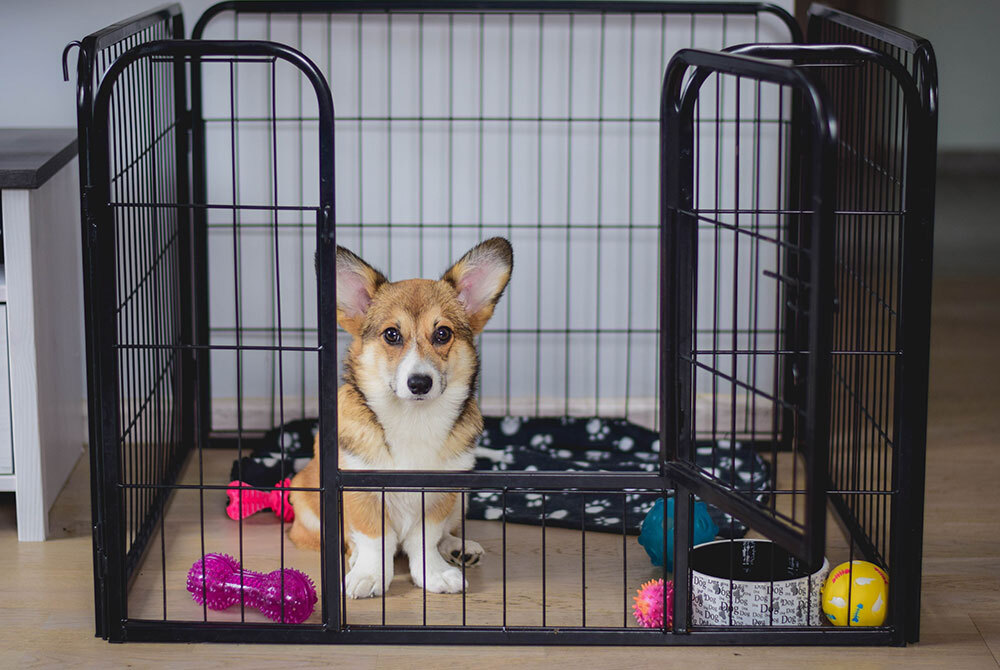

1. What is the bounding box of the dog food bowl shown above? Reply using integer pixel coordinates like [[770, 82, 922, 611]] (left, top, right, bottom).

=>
[[690, 539, 829, 626]]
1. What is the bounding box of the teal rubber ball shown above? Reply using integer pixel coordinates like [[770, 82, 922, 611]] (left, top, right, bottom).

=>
[[638, 497, 719, 571]]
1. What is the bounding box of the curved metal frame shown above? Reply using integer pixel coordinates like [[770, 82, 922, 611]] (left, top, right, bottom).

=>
[[88, 38, 337, 642], [71, 4, 184, 639], [660, 47, 838, 629], [192, 0, 801, 42]]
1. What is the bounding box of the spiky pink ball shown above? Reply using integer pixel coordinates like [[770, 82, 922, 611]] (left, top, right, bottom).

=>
[[633, 578, 674, 628]]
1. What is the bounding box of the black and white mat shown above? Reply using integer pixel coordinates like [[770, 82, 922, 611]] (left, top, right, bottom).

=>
[[229, 416, 771, 538]]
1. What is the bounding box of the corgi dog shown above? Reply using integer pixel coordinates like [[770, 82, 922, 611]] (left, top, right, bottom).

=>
[[288, 237, 513, 599]]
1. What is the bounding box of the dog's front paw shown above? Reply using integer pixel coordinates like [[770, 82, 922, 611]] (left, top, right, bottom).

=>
[[439, 535, 484, 567], [420, 566, 467, 594], [344, 566, 387, 599]]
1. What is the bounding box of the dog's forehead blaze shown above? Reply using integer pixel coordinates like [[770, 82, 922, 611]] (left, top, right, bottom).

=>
[[362, 279, 470, 339]]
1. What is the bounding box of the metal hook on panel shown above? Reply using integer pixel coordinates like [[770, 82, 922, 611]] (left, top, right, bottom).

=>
[[62, 40, 83, 82]]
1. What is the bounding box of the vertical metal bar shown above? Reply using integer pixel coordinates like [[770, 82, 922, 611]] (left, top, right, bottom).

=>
[[79, 33, 108, 639], [447, 12, 454, 260], [421, 490, 427, 625], [418, 13, 425, 277], [505, 12, 514, 415], [339, 487, 347, 626], [502, 488, 508, 629], [229, 58, 247, 621], [533, 13, 543, 417], [672, 488, 691, 634], [748, 71, 762, 477], [189, 27, 212, 460], [357, 13, 364, 256], [478, 12, 486, 243], [316, 35, 341, 634], [563, 13, 574, 417], [621, 491, 628, 627], [623, 12, 636, 421], [769, 85, 784, 517], [121, 35, 138, 553], [806, 52, 837, 570], [265, 13, 277, 430], [541, 491, 547, 626], [894, 54, 934, 649], [580, 493, 586, 627], [381, 488, 387, 625], [461, 489, 467, 625], [170, 34, 191, 623], [92, 71, 127, 636], [711, 70, 721, 461], [270, 55, 290, 623], [593, 12, 606, 417], [387, 12, 393, 273], [298, 13, 306, 421], [731, 74, 740, 490]]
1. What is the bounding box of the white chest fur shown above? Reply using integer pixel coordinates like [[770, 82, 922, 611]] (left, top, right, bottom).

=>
[[340, 383, 475, 539], [352, 369, 475, 472]]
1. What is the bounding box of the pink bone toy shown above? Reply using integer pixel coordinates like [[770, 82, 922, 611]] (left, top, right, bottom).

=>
[[226, 478, 294, 522], [186, 553, 317, 624]]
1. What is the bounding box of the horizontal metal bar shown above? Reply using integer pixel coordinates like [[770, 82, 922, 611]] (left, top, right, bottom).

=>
[[84, 3, 180, 52], [109, 201, 321, 212], [202, 115, 787, 125], [118, 482, 323, 492], [835, 258, 900, 318], [697, 209, 905, 216], [666, 461, 807, 556], [692, 349, 901, 356], [110, 119, 179, 186], [120, 619, 898, 646], [116, 474, 894, 497], [206, 325, 777, 335], [808, 3, 927, 54], [115, 342, 321, 352], [684, 358, 805, 413], [198, 0, 798, 19], [338, 471, 669, 489], [206, 221, 664, 230], [679, 210, 815, 255]]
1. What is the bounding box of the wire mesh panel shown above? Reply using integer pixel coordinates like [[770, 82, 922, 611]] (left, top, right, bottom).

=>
[[193, 2, 798, 433], [807, 8, 938, 643], [661, 41, 934, 643], [662, 47, 836, 577], [73, 4, 186, 638], [87, 38, 338, 641]]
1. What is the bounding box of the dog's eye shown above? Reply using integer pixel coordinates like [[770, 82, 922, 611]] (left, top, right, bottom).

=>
[[432, 326, 452, 345], [382, 327, 402, 345]]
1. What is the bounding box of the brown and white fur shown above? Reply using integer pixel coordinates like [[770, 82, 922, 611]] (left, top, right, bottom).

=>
[[288, 237, 513, 599]]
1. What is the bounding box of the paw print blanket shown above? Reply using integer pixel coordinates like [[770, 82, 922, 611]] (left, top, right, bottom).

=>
[[229, 416, 771, 538]]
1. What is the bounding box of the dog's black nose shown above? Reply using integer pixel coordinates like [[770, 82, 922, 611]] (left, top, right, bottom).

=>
[[407, 374, 433, 395]]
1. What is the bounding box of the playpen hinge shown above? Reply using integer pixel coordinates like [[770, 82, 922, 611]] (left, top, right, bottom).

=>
[[319, 205, 334, 243], [81, 185, 99, 240], [677, 382, 686, 431]]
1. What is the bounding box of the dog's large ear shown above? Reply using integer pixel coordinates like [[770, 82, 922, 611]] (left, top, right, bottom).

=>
[[442, 237, 513, 334], [337, 246, 387, 337]]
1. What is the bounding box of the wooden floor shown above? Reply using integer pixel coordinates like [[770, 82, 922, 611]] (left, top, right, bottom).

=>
[[120, 446, 841, 631]]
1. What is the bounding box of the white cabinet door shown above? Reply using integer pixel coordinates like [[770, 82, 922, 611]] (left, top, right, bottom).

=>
[[0, 304, 12, 475]]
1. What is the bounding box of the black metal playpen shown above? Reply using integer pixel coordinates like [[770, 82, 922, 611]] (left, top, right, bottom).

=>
[[71, 1, 937, 645]]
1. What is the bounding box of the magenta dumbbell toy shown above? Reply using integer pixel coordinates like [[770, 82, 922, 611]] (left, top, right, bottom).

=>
[[186, 553, 317, 624]]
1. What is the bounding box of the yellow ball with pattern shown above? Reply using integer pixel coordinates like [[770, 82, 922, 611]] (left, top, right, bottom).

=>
[[821, 560, 889, 627]]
